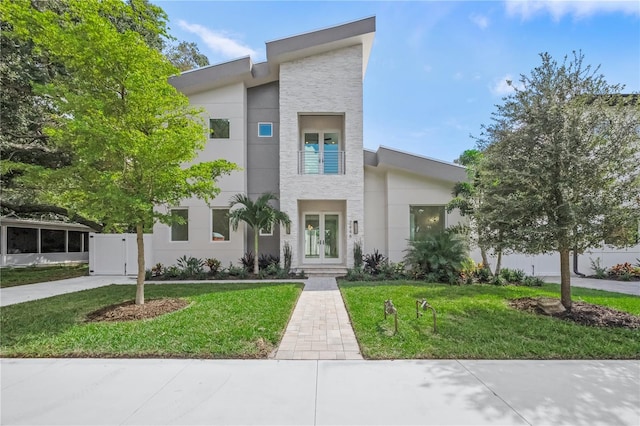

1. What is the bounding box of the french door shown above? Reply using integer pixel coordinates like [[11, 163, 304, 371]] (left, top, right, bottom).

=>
[[303, 213, 341, 263], [302, 131, 341, 174]]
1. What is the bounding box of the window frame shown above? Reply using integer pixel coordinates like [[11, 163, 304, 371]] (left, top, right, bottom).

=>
[[258, 122, 273, 138], [209, 118, 230, 139], [6, 226, 39, 254], [409, 205, 447, 241], [169, 208, 189, 242], [210, 208, 231, 242], [259, 224, 273, 236]]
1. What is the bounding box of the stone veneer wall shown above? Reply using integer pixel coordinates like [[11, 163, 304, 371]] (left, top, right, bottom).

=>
[[279, 45, 364, 268]]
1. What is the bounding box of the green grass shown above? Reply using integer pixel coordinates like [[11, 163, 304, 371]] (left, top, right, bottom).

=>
[[0, 282, 302, 358], [0, 264, 89, 288], [340, 281, 640, 359]]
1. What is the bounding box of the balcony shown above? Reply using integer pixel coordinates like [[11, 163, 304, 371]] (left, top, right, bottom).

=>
[[298, 150, 345, 175]]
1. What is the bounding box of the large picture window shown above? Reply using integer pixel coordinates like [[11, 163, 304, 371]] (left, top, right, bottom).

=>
[[210, 118, 230, 139], [211, 209, 230, 241], [409, 205, 446, 240], [170, 209, 189, 241], [41, 229, 66, 253], [7, 227, 38, 254]]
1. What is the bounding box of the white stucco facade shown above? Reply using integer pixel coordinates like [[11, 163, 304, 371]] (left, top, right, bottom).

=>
[[152, 82, 247, 267], [146, 17, 471, 272]]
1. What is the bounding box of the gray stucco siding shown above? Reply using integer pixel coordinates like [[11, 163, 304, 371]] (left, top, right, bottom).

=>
[[247, 82, 280, 257]]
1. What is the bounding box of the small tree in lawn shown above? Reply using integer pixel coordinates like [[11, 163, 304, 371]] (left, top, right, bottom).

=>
[[2, 0, 237, 304], [477, 51, 640, 309], [446, 149, 498, 273], [229, 193, 291, 275]]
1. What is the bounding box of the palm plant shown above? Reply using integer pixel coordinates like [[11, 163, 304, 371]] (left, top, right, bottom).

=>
[[404, 230, 469, 283], [228, 193, 291, 274]]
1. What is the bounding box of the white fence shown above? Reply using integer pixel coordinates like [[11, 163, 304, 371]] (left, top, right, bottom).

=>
[[89, 233, 153, 276], [472, 244, 640, 276]]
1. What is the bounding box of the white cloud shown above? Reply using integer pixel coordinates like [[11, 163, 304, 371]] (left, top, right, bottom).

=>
[[453, 71, 464, 80], [504, 0, 640, 21], [178, 20, 256, 59], [470, 13, 490, 29], [491, 74, 522, 96]]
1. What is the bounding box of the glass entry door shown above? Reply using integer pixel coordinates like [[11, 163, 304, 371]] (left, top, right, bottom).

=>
[[302, 131, 340, 174], [304, 213, 340, 263]]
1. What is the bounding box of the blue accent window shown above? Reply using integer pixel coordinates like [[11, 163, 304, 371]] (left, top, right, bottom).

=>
[[258, 122, 273, 138]]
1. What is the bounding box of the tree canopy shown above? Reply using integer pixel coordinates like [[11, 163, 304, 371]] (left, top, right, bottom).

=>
[[476, 51, 640, 308], [2, 0, 237, 303], [0, 0, 208, 226], [164, 41, 210, 72]]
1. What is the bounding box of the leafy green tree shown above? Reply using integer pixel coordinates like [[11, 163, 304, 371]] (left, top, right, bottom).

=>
[[2, 0, 237, 304], [477, 51, 640, 309], [164, 41, 210, 71], [446, 149, 497, 272], [0, 0, 194, 227], [229, 193, 291, 275]]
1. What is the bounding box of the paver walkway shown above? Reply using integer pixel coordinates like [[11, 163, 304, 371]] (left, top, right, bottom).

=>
[[274, 277, 363, 360]]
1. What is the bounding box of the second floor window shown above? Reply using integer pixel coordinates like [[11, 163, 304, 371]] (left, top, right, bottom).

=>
[[210, 119, 230, 139]]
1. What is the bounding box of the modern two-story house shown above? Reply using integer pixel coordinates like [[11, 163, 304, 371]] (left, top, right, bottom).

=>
[[150, 16, 467, 273]]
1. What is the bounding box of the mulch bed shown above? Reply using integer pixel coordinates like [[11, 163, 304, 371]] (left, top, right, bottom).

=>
[[510, 297, 640, 329], [86, 298, 189, 322]]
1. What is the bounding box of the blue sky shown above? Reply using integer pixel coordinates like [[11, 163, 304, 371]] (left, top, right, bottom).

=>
[[155, 0, 640, 162]]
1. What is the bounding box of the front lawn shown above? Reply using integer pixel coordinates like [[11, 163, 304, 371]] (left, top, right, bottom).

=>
[[340, 281, 640, 359], [0, 282, 302, 358], [0, 264, 89, 288]]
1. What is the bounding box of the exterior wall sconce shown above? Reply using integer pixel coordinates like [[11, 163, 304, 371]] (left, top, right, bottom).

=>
[[353, 220, 358, 235], [285, 222, 291, 235]]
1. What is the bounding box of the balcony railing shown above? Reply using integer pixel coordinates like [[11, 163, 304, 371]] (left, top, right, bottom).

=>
[[298, 150, 345, 175]]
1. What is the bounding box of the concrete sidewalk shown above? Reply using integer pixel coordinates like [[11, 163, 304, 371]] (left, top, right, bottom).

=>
[[0, 275, 133, 306], [541, 276, 640, 296], [2, 358, 638, 425], [2, 273, 637, 307]]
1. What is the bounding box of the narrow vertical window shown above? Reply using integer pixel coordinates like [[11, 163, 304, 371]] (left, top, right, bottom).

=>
[[211, 209, 230, 241], [68, 231, 83, 252], [170, 209, 189, 241]]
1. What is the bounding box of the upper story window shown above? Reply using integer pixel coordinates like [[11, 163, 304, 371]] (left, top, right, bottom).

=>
[[170, 209, 189, 241], [409, 205, 446, 241], [258, 122, 273, 138], [210, 119, 230, 139], [298, 115, 345, 175]]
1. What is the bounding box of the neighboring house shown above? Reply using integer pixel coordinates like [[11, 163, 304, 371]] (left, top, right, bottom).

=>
[[1, 217, 91, 267], [151, 16, 466, 273]]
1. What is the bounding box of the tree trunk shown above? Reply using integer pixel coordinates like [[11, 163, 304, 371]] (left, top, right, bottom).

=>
[[253, 230, 259, 275], [494, 250, 502, 276], [480, 247, 490, 272], [560, 248, 572, 310], [135, 223, 145, 305]]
